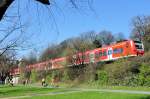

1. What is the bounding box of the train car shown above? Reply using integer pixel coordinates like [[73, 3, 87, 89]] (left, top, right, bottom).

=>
[[28, 59, 52, 71], [10, 68, 20, 76], [10, 40, 144, 75], [52, 57, 66, 69], [108, 40, 144, 60], [70, 40, 144, 64], [92, 40, 144, 62]]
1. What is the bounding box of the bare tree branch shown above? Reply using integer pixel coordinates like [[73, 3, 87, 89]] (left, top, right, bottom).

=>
[[0, 0, 14, 20], [36, 0, 50, 5]]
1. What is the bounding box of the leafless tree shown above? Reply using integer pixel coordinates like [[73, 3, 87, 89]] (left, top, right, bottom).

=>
[[115, 32, 126, 41], [0, 51, 17, 84], [0, 0, 94, 55], [130, 16, 150, 51], [0, 0, 94, 20], [98, 30, 115, 45]]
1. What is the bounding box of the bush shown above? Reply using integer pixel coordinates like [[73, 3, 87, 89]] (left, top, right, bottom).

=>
[[62, 69, 70, 82], [102, 59, 132, 85], [137, 63, 150, 86], [84, 64, 97, 82], [30, 70, 38, 83], [97, 70, 108, 85]]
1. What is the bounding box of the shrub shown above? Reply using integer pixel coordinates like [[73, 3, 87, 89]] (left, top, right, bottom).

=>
[[30, 70, 37, 83], [46, 74, 52, 84], [84, 64, 97, 82], [137, 63, 150, 86], [62, 69, 70, 82], [97, 70, 108, 85]]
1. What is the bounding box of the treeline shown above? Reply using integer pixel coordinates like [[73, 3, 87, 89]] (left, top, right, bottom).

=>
[[22, 30, 125, 63], [39, 31, 125, 62]]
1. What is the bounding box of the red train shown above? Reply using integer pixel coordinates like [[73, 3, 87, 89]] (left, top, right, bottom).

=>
[[10, 40, 144, 76]]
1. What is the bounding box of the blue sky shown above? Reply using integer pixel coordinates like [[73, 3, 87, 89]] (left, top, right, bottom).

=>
[[33, 0, 150, 44], [4, 0, 150, 57]]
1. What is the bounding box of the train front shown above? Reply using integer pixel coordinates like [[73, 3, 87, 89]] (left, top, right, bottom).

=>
[[133, 40, 144, 55]]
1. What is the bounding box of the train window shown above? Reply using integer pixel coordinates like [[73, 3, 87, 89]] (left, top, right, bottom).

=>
[[103, 51, 107, 56], [95, 52, 99, 58], [135, 45, 142, 49], [119, 48, 123, 53], [120, 49, 122, 53], [134, 40, 142, 43], [86, 54, 89, 59], [90, 53, 94, 57], [99, 51, 103, 56], [113, 49, 118, 54], [113, 48, 123, 54], [108, 50, 112, 55], [134, 40, 144, 50]]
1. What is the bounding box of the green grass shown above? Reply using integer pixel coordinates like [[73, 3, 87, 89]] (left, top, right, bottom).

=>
[[1, 85, 150, 99], [101, 86, 150, 91], [59, 82, 150, 91], [23, 91, 150, 99], [0, 85, 68, 98]]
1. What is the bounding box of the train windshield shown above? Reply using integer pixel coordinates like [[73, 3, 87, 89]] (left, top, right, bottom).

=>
[[134, 40, 144, 50]]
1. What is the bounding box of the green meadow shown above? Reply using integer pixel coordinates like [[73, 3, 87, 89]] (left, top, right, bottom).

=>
[[0, 85, 150, 99]]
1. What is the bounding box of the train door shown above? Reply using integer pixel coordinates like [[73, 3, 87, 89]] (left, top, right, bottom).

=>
[[108, 48, 113, 60], [89, 52, 95, 63]]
